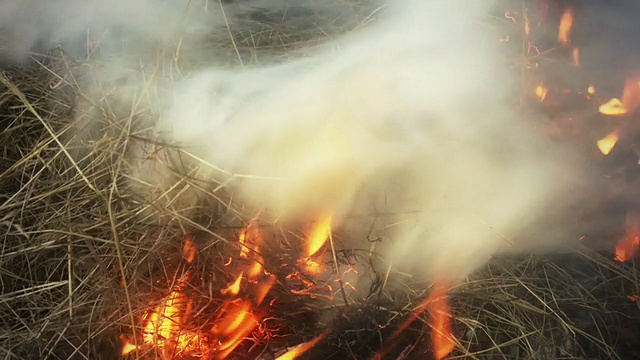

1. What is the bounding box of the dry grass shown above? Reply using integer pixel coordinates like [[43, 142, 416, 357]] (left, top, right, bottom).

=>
[[1, 1, 639, 359]]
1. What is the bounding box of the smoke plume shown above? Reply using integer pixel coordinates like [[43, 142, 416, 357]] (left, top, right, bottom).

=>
[[160, 0, 578, 281], [1, 0, 583, 282]]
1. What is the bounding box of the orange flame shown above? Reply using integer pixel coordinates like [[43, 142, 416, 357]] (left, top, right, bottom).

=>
[[275, 332, 328, 360], [558, 9, 573, 46], [597, 130, 618, 155], [123, 231, 277, 359], [427, 284, 455, 360], [182, 237, 196, 263], [373, 282, 454, 360]]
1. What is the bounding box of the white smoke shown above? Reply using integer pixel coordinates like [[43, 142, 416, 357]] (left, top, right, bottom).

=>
[[0, 0, 580, 282], [159, 0, 576, 281]]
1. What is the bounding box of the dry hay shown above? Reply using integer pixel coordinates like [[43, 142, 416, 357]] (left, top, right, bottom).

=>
[[1, 1, 640, 360]]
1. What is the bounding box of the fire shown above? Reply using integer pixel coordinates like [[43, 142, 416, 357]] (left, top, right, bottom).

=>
[[597, 130, 618, 155], [558, 9, 574, 46], [275, 332, 328, 360], [616, 211, 640, 262], [307, 217, 332, 257], [221, 273, 243, 296], [599, 98, 627, 116], [535, 83, 549, 102], [599, 76, 640, 115], [427, 284, 455, 360], [299, 216, 332, 274], [373, 282, 454, 360], [122, 230, 276, 359]]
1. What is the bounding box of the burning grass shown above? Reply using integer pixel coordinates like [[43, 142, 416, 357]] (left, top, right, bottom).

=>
[[2, 1, 640, 359]]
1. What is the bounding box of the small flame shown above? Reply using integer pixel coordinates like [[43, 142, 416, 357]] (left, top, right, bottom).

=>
[[616, 236, 639, 262], [120, 335, 138, 356], [597, 131, 618, 155], [599, 98, 627, 116], [558, 9, 574, 46], [221, 273, 244, 296], [298, 217, 332, 274], [629, 295, 639, 302], [182, 236, 196, 264], [616, 211, 640, 262], [588, 85, 596, 96], [307, 217, 332, 257], [427, 284, 455, 360], [572, 48, 580, 66], [535, 83, 549, 102], [373, 282, 454, 360], [275, 332, 328, 360], [600, 76, 640, 115]]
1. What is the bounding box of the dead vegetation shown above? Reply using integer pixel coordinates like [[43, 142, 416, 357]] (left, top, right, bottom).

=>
[[1, 1, 640, 359]]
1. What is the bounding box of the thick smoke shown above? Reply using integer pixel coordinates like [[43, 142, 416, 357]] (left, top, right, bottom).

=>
[[0, 0, 582, 282]]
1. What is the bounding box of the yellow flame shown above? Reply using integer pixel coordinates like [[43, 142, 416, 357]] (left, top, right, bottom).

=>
[[535, 83, 548, 102], [599, 98, 627, 116], [221, 273, 244, 296], [275, 332, 328, 360], [307, 217, 332, 257], [587, 85, 596, 95], [597, 131, 618, 155]]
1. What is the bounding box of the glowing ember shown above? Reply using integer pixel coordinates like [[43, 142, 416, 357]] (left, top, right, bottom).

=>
[[588, 85, 596, 96], [275, 332, 328, 360], [535, 83, 549, 102], [558, 9, 573, 46], [597, 131, 618, 155], [427, 284, 455, 360], [599, 98, 627, 116]]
